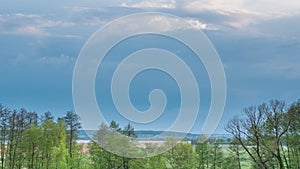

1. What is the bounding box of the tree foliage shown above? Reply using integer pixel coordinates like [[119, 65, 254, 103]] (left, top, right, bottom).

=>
[[226, 99, 300, 169], [0, 98, 299, 169]]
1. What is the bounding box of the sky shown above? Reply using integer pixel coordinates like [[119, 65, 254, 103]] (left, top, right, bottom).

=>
[[0, 0, 300, 134]]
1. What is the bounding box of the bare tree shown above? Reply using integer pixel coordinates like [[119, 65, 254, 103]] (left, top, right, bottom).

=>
[[260, 100, 289, 169], [226, 100, 293, 169], [226, 107, 269, 169]]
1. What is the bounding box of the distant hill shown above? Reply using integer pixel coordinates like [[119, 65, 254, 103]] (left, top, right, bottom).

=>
[[77, 130, 231, 142]]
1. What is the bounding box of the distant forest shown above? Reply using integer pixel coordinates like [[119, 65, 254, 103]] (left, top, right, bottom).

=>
[[0, 98, 299, 169]]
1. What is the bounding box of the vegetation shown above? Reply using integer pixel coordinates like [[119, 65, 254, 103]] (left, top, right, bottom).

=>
[[226, 99, 300, 169], [0, 98, 299, 168], [0, 107, 81, 169]]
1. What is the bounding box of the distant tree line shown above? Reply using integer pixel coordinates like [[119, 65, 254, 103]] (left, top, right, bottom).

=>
[[88, 120, 235, 169], [0, 98, 299, 169]]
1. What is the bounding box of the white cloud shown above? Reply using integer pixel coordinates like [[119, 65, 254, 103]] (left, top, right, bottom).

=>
[[185, 17, 219, 30], [224, 18, 255, 29], [104, 14, 212, 36], [185, 18, 207, 30], [120, 0, 176, 9], [183, 0, 300, 17], [63, 6, 111, 26], [182, 0, 300, 32], [69, 6, 96, 12], [0, 13, 76, 37], [37, 54, 76, 66], [183, 0, 246, 15], [11, 54, 75, 68], [60, 2, 300, 38], [6, 25, 49, 36]]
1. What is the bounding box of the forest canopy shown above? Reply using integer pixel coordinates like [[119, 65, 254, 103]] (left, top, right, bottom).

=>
[[0, 98, 299, 169]]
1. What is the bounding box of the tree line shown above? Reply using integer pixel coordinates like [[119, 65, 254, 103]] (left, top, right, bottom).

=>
[[0, 105, 81, 169], [88, 120, 238, 169], [0, 98, 299, 169]]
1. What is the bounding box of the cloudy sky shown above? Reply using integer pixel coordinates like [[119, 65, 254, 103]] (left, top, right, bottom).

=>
[[1, 0, 300, 133]]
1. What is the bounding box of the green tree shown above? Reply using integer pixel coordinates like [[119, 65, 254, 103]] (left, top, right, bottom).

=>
[[195, 135, 210, 169], [40, 118, 58, 169], [226, 100, 297, 169], [164, 138, 196, 168], [285, 99, 300, 168], [226, 108, 270, 168], [228, 138, 242, 169], [210, 140, 224, 169], [110, 120, 121, 133], [90, 123, 123, 169], [121, 123, 137, 169], [7, 108, 32, 169], [20, 124, 42, 169], [49, 119, 69, 169], [63, 111, 81, 169], [261, 100, 289, 169], [0, 105, 9, 169], [130, 155, 166, 169], [174, 143, 196, 168], [122, 123, 137, 138], [163, 137, 178, 168]]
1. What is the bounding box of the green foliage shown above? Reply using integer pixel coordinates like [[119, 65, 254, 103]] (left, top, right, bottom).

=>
[[90, 121, 138, 169], [226, 99, 300, 169], [210, 141, 224, 169], [63, 111, 81, 169], [285, 99, 300, 168], [0, 106, 84, 169], [20, 124, 41, 169], [195, 135, 210, 169], [0, 98, 300, 169], [130, 155, 166, 169], [50, 119, 69, 169]]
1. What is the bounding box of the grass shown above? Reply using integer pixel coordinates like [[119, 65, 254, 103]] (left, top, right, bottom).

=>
[[221, 145, 253, 169]]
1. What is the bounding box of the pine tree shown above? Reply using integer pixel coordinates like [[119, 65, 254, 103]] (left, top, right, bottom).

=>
[[64, 111, 81, 169]]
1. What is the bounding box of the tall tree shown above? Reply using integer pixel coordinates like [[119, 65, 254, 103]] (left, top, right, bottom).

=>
[[91, 122, 125, 169], [173, 143, 195, 169], [195, 134, 210, 169], [7, 109, 27, 169], [285, 99, 300, 168], [210, 140, 223, 169], [226, 109, 269, 168], [63, 111, 81, 168], [49, 119, 68, 169], [228, 138, 242, 169], [122, 123, 136, 138], [0, 105, 9, 169], [21, 124, 42, 169], [163, 137, 178, 168], [226, 100, 294, 169], [41, 111, 54, 122], [121, 123, 136, 169], [261, 100, 289, 169], [110, 120, 121, 133], [40, 118, 58, 169], [129, 155, 165, 169], [164, 138, 196, 169]]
